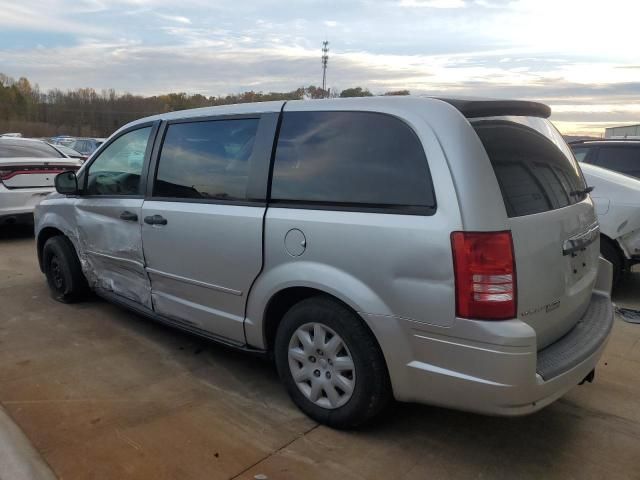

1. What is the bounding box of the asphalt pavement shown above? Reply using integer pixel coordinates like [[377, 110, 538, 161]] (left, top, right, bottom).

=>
[[1, 226, 639, 479]]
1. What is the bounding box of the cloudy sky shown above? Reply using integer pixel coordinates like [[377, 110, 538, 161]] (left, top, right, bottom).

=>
[[0, 0, 638, 135]]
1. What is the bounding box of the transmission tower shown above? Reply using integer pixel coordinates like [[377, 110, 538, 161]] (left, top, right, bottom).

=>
[[321, 40, 329, 97]]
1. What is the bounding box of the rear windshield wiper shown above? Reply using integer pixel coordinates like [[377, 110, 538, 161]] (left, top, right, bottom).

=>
[[570, 186, 594, 197]]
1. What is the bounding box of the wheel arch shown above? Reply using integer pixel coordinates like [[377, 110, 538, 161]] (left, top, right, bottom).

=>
[[600, 233, 627, 262], [253, 281, 408, 404], [244, 261, 410, 393], [245, 262, 395, 350], [261, 286, 379, 355], [37, 227, 66, 272]]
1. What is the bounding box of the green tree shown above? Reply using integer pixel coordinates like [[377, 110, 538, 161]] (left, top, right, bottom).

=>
[[0, 73, 410, 137], [339, 87, 373, 98], [383, 89, 410, 96]]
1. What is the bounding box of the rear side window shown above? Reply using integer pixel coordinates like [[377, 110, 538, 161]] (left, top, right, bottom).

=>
[[271, 111, 435, 211], [571, 146, 590, 163], [472, 117, 587, 218], [596, 147, 640, 178], [0, 140, 64, 158], [154, 119, 259, 200]]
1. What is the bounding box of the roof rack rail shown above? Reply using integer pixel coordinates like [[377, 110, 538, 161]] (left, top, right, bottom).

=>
[[569, 138, 640, 144]]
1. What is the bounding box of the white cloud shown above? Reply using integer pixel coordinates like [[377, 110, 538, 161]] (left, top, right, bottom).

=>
[[1, 0, 639, 136], [0, 1, 109, 35], [399, 0, 466, 8], [156, 13, 192, 24]]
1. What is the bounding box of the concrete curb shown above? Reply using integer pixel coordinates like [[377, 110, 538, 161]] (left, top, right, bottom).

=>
[[0, 406, 56, 480]]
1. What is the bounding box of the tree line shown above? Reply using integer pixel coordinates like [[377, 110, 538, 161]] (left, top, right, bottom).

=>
[[0, 73, 409, 138]]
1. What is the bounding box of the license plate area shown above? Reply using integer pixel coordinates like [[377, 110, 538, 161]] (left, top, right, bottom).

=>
[[568, 247, 589, 282], [562, 223, 599, 284]]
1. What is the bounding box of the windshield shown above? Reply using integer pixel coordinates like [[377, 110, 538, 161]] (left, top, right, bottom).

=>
[[472, 116, 587, 218]]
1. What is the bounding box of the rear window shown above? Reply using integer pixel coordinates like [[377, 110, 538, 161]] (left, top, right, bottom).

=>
[[472, 117, 587, 218], [271, 111, 435, 212], [0, 140, 64, 158]]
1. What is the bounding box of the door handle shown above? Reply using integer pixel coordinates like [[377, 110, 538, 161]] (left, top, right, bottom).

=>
[[119, 211, 138, 222], [144, 215, 168, 226]]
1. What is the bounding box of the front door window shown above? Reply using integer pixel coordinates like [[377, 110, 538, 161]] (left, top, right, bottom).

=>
[[85, 127, 151, 196]]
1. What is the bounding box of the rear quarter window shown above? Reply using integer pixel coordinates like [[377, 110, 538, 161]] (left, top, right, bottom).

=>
[[472, 117, 587, 218], [271, 111, 435, 212]]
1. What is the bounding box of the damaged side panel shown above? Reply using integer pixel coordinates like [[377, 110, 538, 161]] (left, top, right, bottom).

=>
[[75, 198, 152, 308], [581, 163, 640, 262], [593, 199, 640, 260], [618, 228, 640, 259]]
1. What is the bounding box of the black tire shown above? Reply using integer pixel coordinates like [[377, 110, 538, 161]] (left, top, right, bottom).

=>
[[274, 296, 391, 429], [601, 237, 623, 290], [43, 236, 89, 303]]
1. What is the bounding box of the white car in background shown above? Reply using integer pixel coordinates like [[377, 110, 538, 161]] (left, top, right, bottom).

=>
[[581, 162, 640, 286], [0, 137, 83, 225]]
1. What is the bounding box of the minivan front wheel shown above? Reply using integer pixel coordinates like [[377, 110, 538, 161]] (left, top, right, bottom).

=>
[[43, 236, 88, 303], [275, 296, 390, 428]]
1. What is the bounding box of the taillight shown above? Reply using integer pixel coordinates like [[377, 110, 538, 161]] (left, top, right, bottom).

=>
[[0, 166, 69, 181], [451, 231, 516, 320]]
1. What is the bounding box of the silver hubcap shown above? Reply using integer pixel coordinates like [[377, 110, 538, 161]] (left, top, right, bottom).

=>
[[288, 322, 356, 409]]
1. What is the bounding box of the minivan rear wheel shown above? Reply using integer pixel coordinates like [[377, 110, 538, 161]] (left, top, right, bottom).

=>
[[43, 236, 88, 303], [274, 296, 391, 428]]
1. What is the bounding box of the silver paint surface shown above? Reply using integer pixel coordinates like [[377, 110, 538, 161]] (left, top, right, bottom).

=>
[[35, 96, 614, 416]]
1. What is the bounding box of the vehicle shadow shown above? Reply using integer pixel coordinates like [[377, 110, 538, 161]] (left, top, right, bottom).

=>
[[0, 224, 34, 241], [97, 299, 582, 478], [613, 270, 640, 309]]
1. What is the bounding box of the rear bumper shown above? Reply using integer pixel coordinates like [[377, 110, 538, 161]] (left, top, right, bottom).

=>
[[377, 259, 614, 416], [0, 184, 53, 220], [536, 294, 612, 380]]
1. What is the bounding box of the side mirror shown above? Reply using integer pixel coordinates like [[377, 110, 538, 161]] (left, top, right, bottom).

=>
[[55, 171, 79, 195]]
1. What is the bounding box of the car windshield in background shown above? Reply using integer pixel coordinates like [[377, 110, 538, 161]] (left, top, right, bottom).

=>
[[472, 116, 587, 218], [53, 145, 83, 157], [0, 139, 64, 158]]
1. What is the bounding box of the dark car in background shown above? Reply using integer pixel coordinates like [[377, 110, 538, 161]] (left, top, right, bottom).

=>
[[571, 139, 640, 179], [69, 138, 105, 158], [50, 135, 75, 146]]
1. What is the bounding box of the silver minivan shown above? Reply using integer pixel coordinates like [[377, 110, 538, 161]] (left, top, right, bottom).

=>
[[35, 97, 614, 428]]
